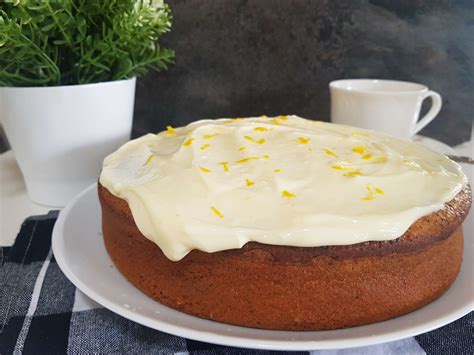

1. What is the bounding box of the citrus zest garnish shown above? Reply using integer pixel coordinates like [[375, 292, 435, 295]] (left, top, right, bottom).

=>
[[199, 166, 211, 173], [274, 169, 281, 173], [245, 179, 255, 187], [254, 127, 269, 132], [211, 206, 224, 218], [281, 190, 296, 199], [271, 118, 280, 125], [166, 125, 176, 135], [183, 138, 194, 147], [143, 154, 155, 166], [343, 170, 362, 177], [322, 148, 338, 158], [260, 115, 268, 118], [200, 144, 210, 150], [331, 164, 350, 171], [236, 155, 269, 164], [244, 136, 266, 144], [236, 157, 260, 164], [238, 146, 246, 151], [218, 162, 229, 172], [204, 133, 219, 140], [361, 184, 375, 200], [279, 115, 289, 120], [297, 137, 310, 145], [361, 184, 383, 200], [362, 154, 372, 160], [352, 145, 366, 155]]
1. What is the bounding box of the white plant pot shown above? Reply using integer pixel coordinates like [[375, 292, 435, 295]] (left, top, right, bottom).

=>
[[0, 77, 136, 207]]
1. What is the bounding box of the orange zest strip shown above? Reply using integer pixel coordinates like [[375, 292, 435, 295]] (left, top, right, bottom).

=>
[[166, 126, 176, 135], [218, 162, 229, 172], [183, 138, 194, 147], [211, 206, 224, 218], [143, 154, 155, 166], [281, 190, 296, 198]]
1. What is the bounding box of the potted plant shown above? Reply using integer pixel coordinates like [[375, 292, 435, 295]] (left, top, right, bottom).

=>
[[0, 0, 174, 206]]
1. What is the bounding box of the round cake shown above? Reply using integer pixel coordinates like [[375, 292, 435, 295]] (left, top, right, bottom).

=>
[[99, 115, 471, 331]]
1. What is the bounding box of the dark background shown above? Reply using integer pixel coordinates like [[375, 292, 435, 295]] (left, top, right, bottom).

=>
[[1, 0, 473, 151], [133, 0, 473, 146]]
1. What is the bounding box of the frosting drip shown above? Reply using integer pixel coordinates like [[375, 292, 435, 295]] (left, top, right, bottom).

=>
[[100, 115, 467, 260]]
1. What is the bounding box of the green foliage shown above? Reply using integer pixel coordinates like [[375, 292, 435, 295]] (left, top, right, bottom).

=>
[[0, 0, 174, 86]]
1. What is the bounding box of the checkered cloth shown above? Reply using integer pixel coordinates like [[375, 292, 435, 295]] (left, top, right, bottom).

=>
[[1, 212, 472, 354]]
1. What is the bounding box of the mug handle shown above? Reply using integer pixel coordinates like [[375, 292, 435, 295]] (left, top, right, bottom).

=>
[[410, 90, 442, 136]]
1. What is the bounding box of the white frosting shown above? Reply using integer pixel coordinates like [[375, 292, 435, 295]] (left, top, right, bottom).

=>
[[100, 115, 467, 261]]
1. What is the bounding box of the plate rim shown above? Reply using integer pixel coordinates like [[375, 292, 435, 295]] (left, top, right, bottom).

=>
[[52, 135, 473, 351]]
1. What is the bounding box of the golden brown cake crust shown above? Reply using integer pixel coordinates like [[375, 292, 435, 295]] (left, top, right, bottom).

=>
[[98, 183, 471, 330]]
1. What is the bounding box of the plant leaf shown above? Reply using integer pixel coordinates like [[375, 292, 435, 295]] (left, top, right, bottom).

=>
[[41, 22, 56, 32], [0, 0, 174, 86]]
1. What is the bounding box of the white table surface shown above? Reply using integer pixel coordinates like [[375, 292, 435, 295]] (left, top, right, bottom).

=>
[[1, 150, 50, 246], [1, 140, 473, 247]]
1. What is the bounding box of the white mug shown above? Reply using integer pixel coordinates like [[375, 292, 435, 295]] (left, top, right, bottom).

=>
[[330, 79, 442, 139]]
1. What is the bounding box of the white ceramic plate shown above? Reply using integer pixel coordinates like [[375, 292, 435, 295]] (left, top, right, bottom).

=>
[[52, 137, 473, 351]]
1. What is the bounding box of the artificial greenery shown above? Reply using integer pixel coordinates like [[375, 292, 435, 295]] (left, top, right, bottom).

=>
[[0, 0, 174, 86]]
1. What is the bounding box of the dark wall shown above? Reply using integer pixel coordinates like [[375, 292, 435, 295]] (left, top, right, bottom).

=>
[[133, 0, 473, 145]]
